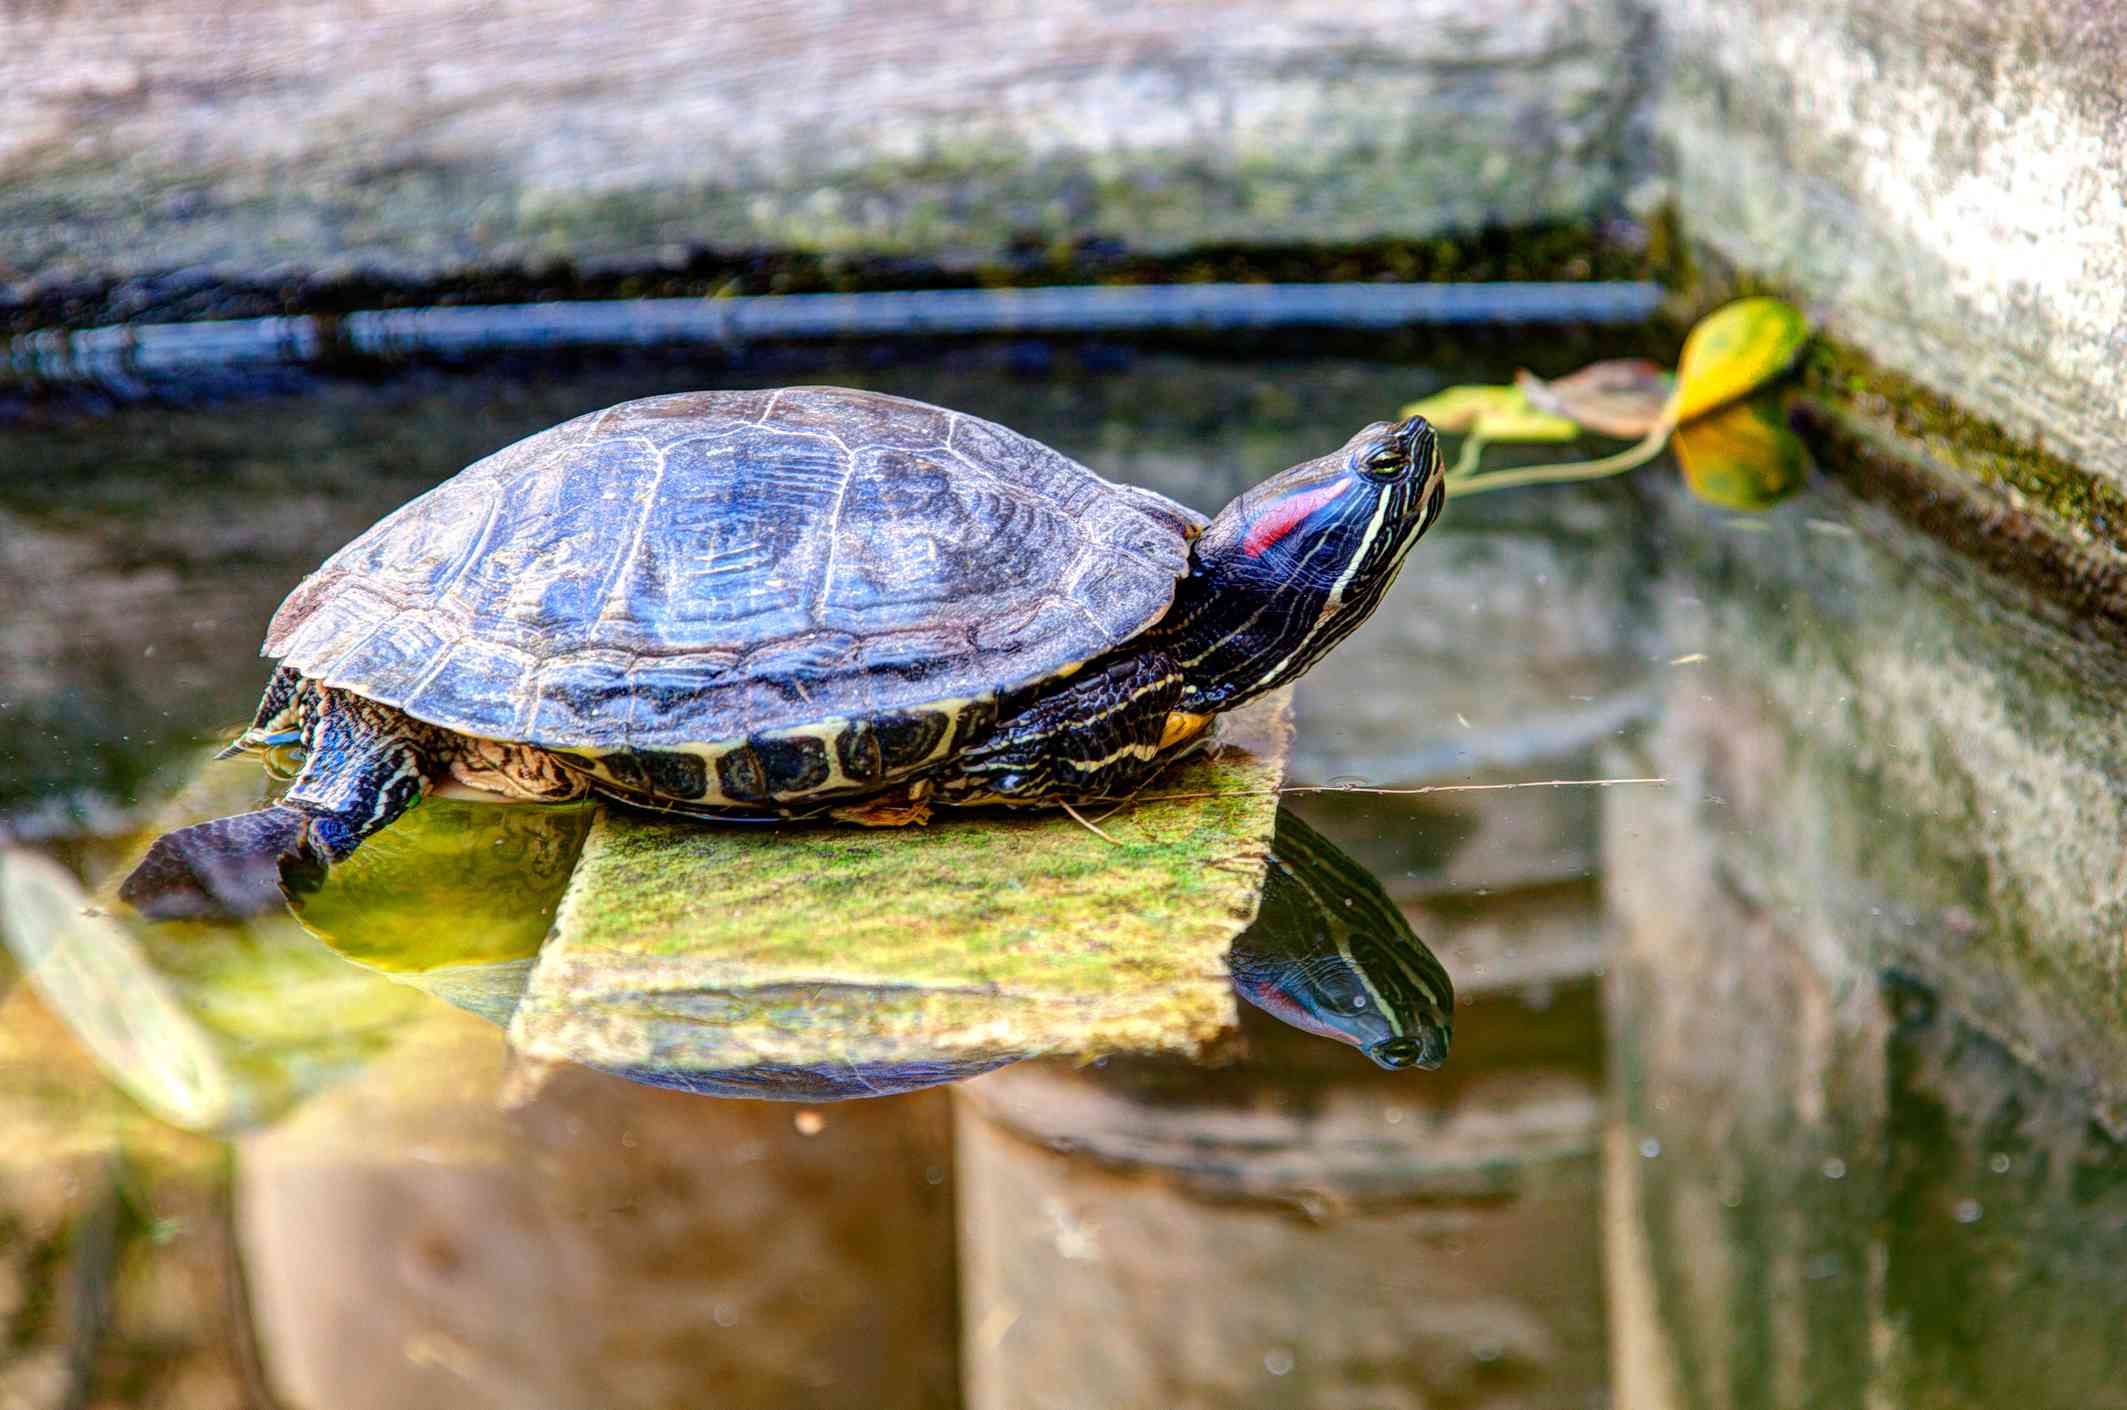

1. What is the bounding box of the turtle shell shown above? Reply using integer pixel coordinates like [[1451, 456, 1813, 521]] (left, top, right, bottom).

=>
[[264, 387, 1205, 752]]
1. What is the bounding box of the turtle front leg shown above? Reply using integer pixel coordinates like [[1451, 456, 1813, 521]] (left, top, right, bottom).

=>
[[949, 652, 1201, 804], [216, 665, 307, 759], [282, 688, 448, 861]]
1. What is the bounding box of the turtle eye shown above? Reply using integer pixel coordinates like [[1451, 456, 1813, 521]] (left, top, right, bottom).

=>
[[1356, 442, 1406, 480]]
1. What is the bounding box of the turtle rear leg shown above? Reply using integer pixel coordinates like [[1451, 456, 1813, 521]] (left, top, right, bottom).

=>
[[949, 651, 1194, 804], [122, 688, 445, 919], [281, 688, 446, 862]]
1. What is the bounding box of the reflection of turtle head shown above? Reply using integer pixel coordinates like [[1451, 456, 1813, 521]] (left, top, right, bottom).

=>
[[1227, 809, 1453, 1070]]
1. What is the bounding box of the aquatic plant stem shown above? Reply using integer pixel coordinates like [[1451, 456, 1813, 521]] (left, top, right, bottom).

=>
[[1449, 433, 1489, 480], [1445, 423, 1672, 498]]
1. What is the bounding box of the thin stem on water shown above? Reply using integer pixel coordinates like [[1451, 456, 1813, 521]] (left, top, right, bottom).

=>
[[1445, 423, 1672, 498], [1449, 433, 1489, 480]]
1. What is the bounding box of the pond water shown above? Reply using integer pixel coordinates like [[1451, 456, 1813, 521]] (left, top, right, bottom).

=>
[[1, 333, 2122, 1410]]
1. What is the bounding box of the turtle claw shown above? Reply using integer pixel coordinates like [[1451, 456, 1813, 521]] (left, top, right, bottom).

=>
[[829, 790, 934, 827], [117, 807, 310, 921]]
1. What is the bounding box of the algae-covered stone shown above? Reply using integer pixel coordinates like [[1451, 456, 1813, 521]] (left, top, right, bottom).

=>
[[510, 694, 1293, 1079]]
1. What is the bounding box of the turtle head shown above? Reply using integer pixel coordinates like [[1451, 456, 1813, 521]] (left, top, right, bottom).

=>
[[1163, 414, 1445, 709]]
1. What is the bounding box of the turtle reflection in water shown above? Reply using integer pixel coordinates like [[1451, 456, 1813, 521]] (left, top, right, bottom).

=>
[[125, 388, 1445, 913], [1228, 810, 1453, 1070]]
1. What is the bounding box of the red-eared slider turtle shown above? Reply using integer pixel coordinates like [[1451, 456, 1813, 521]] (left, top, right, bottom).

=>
[[126, 387, 1443, 907]]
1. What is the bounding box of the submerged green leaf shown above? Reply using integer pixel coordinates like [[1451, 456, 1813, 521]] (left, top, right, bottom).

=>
[[1671, 396, 1811, 511]]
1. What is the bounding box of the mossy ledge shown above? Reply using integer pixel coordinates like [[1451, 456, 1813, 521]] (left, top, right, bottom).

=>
[[1788, 342, 2127, 632]]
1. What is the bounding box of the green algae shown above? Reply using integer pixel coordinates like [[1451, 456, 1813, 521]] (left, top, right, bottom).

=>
[[509, 693, 1293, 1077], [1799, 341, 2127, 548]]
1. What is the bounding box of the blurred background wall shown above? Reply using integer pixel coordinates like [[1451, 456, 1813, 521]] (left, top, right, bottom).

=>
[[0, 0, 1650, 297]]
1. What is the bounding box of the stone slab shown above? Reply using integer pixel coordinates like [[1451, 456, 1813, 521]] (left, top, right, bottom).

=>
[[510, 693, 1291, 1078]]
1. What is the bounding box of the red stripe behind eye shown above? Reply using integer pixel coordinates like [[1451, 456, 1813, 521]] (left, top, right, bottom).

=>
[[1240, 481, 1349, 557]]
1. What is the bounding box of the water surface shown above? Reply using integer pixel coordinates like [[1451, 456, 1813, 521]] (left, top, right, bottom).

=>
[[1, 334, 2121, 1410]]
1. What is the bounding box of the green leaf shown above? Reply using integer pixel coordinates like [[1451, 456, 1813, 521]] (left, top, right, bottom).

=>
[[1399, 384, 1521, 432], [1671, 396, 1810, 511], [1402, 384, 1580, 447], [1667, 297, 1811, 425], [508, 693, 1294, 1081]]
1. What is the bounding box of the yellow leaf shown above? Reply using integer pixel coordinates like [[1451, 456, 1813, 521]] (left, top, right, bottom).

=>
[[1671, 396, 1809, 511], [1666, 297, 1811, 425]]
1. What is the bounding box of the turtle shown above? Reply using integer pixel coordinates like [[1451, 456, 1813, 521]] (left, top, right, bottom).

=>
[[123, 387, 1444, 914]]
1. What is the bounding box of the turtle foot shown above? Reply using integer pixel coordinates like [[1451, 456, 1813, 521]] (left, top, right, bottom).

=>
[[117, 807, 310, 921], [830, 794, 935, 827]]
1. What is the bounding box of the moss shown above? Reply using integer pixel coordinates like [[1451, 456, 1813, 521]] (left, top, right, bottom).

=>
[[1798, 341, 2127, 543], [510, 694, 1293, 1076]]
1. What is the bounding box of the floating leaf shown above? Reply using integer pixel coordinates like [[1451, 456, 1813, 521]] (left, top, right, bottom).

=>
[[1667, 297, 1810, 425], [509, 693, 1294, 1083], [1399, 384, 1521, 433], [1672, 396, 1810, 511], [1469, 400, 1582, 444], [1517, 360, 1674, 439], [1402, 384, 1579, 451]]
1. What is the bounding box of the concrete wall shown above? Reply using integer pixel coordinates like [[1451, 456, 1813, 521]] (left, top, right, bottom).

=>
[[0, 0, 1648, 299], [1655, 0, 2127, 502]]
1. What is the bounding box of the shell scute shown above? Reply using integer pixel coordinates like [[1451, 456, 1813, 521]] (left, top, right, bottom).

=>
[[403, 637, 534, 739]]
